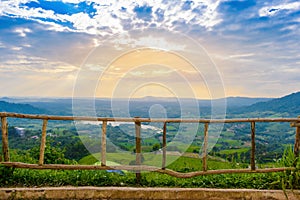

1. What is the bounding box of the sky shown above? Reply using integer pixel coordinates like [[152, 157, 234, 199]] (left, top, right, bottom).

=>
[[0, 0, 299, 99]]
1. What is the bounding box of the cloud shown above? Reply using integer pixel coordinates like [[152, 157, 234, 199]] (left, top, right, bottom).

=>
[[228, 53, 254, 58], [0, 0, 299, 98], [0, 55, 79, 73], [11, 46, 23, 51], [0, 0, 223, 36], [0, 42, 6, 48], [259, 2, 300, 17], [14, 27, 32, 37], [0, 53, 79, 97], [113, 35, 186, 51]]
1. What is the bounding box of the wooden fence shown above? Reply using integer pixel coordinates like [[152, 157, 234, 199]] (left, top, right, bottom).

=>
[[0, 112, 300, 181]]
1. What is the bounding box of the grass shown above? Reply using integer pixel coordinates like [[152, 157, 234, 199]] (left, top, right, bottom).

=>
[[79, 152, 240, 171], [221, 139, 243, 146], [1, 147, 299, 189], [221, 131, 235, 137], [219, 148, 250, 155], [0, 166, 296, 189]]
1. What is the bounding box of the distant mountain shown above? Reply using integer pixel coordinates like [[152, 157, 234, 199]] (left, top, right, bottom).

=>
[[0, 96, 274, 117], [129, 96, 272, 107], [0, 101, 45, 114], [235, 92, 300, 116], [225, 97, 273, 107], [199, 97, 273, 107], [22, 99, 73, 115]]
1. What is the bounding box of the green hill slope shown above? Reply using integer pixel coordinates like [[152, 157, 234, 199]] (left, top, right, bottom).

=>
[[0, 100, 45, 114], [233, 91, 300, 116]]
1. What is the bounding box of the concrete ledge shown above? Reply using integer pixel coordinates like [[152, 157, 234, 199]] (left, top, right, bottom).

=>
[[0, 187, 299, 200]]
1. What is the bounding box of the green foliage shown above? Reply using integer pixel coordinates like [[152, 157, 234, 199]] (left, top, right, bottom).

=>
[[10, 149, 37, 164], [0, 169, 136, 187], [0, 165, 15, 186], [78, 154, 98, 165], [0, 167, 293, 189], [1, 148, 299, 189], [152, 143, 161, 151], [29, 143, 76, 165], [64, 140, 90, 161], [277, 145, 300, 190]]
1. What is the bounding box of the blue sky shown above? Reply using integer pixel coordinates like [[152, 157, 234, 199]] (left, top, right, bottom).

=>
[[0, 0, 299, 98]]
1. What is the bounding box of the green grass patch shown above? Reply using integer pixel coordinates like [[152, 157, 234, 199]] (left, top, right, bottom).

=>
[[221, 131, 235, 137], [3, 146, 298, 190], [221, 139, 243, 147], [79, 152, 242, 172], [1, 166, 298, 190], [219, 148, 250, 155]]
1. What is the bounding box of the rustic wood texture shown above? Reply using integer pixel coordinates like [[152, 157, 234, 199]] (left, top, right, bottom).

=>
[[0, 162, 296, 178], [39, 119, 48, 165], [290, 122, 300, 127], [162, 122, 167, 170], [294, 116, 300, 159], [1, 117, 9, 162], [135, 121, 142, 184], [1, 112, 300, 123], [101, 121, 107, 166], [203, 123, 209, 171], [251, 122, 256, 170]]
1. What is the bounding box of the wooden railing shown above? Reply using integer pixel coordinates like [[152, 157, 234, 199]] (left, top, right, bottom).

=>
[[1, 112, 300, 180]]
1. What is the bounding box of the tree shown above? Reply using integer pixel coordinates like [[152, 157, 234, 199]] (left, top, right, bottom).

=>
[[29, 143, 75, 164], [152, 143, 161, 151]]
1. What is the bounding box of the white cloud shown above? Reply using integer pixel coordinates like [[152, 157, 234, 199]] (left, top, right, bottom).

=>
[[0, 1, 60, 20], [228, 53, 255, 59], [22, 44, 32, 48], [36, 20, 73, 32], [135, 36, 186, 51], [0, 0, 223, 36], [113, 35, 186, 51], [259, 2, 300, 17], [14, 27, 32, 37], [0, 55, 79, 73], [11, 46, 22, 51], [0, 42, 5, 48]]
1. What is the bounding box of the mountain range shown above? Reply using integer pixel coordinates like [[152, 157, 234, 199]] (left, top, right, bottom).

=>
[[0, 91, 299, 117], [0, 100, 44, 114], [237, 91, 300, 116]]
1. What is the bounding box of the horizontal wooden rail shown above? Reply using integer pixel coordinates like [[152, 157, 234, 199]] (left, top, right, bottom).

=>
[[0, 162, 296, 178], [1, 112, 300, 123]]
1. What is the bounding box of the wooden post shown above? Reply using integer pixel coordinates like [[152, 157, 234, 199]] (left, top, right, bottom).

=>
[[1, 117, 9, 162], [202, 123, 209, 171], [294, 116, 300, 159], [162, 122, 167, 170], [135, 120, 141, 184], [39, 119, 48, 165], [101, 121, 107, 166], [251, 122, 256, 171]]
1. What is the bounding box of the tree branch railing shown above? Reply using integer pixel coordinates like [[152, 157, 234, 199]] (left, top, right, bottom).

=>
[[0, 112, 300, 179]]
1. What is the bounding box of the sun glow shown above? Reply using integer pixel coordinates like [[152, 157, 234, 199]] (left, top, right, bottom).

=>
[[95, 48, 210, 98]]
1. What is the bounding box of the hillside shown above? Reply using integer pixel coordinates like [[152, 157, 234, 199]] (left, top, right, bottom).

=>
[[0, 92, 298, 117], [0, 101, 45, 114], [124, 96, 272, 107], [223, 97, 272, 107], [235, 91, 300, 116], [0, 96, 273, 117]]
